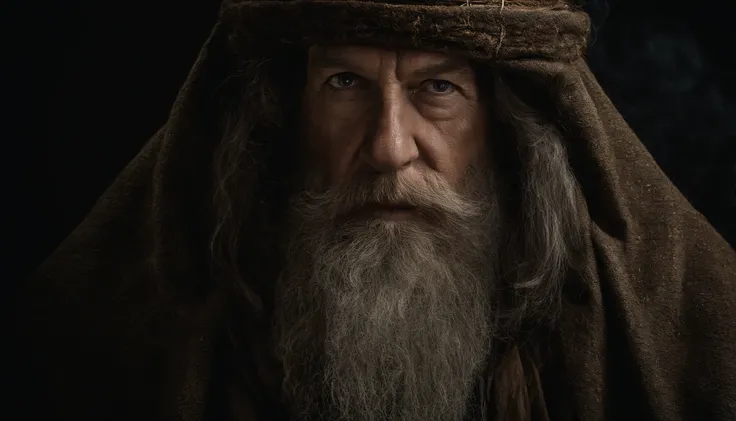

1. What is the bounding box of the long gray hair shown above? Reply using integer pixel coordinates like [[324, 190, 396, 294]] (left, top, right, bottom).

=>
[[487, 71, 584, 334], [210, 55, 584, 420]]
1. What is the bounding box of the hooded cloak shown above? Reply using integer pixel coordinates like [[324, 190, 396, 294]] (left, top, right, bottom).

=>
[[12, 1, 736, 420]]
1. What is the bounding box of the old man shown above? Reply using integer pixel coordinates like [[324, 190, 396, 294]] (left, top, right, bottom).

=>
[[12, 0, 736, 420]]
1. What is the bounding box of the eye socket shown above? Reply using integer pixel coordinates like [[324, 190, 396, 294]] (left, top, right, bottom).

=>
[[421, 79, 456, 95], [326, 72, 360, 89]]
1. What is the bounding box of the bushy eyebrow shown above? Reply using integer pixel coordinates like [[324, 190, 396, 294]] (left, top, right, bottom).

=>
[[309, 49, 366, 73], [310, 49, 473, 80], [408, 59, 474, 80]]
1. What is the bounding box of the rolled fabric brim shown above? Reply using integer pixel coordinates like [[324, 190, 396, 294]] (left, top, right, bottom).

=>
[[221, 0, 591, 62]]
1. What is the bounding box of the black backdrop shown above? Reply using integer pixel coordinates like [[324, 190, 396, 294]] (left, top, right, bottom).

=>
[[5, 0, 736, 294]]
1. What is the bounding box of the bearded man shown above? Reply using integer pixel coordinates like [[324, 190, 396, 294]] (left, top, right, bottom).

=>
[[11, 1, 736, 421]]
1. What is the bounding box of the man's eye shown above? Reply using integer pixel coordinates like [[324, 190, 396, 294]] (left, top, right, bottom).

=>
[[327, 72, 360, 89], [421, 79, 456, 94]]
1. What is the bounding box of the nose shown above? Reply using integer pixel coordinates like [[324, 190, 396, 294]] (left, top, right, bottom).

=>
[[362, 93, 420, 173]]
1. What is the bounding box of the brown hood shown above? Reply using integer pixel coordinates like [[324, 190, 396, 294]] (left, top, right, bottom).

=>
[[12, 1, 736, 420]]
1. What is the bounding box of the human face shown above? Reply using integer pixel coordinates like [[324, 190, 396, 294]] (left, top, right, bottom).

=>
[[275, 47, 495, 421], [300, 45, 488, 208]]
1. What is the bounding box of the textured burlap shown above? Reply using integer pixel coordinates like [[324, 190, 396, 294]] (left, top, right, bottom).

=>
[[12, 1, 736, 420]]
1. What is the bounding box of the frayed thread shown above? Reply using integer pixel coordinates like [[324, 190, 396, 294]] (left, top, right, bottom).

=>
[[496, 0, 507, 58]]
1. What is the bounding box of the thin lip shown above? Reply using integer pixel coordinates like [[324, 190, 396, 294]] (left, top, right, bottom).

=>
[[341, 202, 418, 218]]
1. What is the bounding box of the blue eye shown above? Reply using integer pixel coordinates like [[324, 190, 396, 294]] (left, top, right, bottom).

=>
[[327, 72, 359, 89], [424, 80, 455, 94]]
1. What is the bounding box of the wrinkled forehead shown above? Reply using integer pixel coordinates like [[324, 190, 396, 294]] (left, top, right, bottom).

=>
[[306, 45, 477, 79], [309, 45, 469, 66]]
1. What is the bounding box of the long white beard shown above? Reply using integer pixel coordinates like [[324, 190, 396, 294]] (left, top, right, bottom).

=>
[[274, 171, 498, 421]]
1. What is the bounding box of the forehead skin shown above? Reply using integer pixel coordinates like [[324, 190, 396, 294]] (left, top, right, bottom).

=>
[[301, 45, 488, 189]]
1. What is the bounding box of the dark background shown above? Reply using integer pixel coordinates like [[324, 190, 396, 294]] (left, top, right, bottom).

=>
[[4, 0, 736, 292]]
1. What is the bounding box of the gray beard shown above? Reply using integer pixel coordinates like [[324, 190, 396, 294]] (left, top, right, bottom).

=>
[[273, 170, 498, 421]]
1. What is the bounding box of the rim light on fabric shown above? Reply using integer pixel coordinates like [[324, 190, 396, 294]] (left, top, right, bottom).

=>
[[221, 0, 591, 62]]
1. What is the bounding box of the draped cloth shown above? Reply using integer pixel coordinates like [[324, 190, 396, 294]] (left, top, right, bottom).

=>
[[12, 1, 736, 420]]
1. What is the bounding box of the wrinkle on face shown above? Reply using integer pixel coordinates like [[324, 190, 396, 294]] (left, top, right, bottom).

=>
[[301, 45, 488, 190]]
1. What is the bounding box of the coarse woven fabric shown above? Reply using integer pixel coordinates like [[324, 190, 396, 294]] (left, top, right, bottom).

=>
[[11, 1, 736, 420], [221, 0, 590, 62]]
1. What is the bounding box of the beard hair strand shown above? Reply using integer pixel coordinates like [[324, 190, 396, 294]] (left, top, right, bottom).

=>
[[274, 170, 498, 421]]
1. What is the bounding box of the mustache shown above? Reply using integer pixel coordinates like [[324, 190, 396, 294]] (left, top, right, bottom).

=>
[[294, 171, 487, 222]]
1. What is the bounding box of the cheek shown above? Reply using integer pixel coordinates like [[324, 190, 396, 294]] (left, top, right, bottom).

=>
[[423, 110, 487, 184], [468, 119, 488, 167], [302, 98, 369, 186]]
